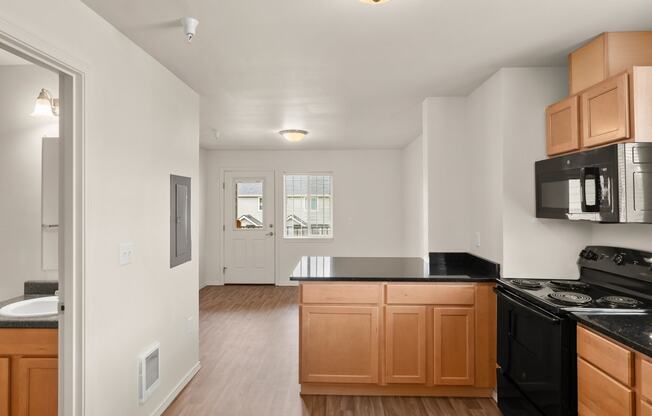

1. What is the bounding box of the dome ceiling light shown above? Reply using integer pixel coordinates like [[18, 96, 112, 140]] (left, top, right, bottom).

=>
[[360, 0, 390, 4], [279, 129, 308, 143]]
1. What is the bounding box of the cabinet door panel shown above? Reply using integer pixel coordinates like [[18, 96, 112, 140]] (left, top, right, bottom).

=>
[[546, 95, 580, 156], [582, 72, 630, 148], [642, 400, 652, 416], [385, 306, 426, 384], [577, 358, 633, 416], [433, 307, 475, 386], [301, 306, 379, 384], [12, 357, 58, 416], [0, 358, 8, 416]]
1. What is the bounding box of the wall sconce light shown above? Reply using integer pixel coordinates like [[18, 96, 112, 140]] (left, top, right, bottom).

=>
[[31, 88, 59, 117]]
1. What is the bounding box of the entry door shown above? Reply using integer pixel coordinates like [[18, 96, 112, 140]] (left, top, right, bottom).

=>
[[224, 171, 275, 284]]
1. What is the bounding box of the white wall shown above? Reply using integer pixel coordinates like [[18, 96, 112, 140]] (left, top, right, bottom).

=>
[[423, 68, 595, 278], [590, 224, 652, 252], [466, 72, 504, 263], [0, 64, 58, 299], [1, 3, 200, 416], [201, 149, 405, 285], [401, 135, 427, 257], [500, 68, 592, 278], [424, 97, 470, 253]]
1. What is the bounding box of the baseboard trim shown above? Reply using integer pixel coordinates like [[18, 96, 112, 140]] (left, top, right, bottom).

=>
[[151, 361, 201, 416], [199, 281, 208, 290], [204, 280, 224, 286], [300, 383, 494, 397]]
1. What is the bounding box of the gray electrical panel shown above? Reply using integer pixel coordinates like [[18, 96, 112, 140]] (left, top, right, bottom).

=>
[[170, 175, 191, 268]]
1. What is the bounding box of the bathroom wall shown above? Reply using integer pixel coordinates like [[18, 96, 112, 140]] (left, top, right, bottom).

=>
[[0, 63, 59, 299]]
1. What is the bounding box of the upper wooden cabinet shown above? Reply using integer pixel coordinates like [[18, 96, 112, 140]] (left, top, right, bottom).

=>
[[581, 72, 630, 148], [569, 32, 652, 96], [385, 306, 426, 384], [546, 95, 580, 156]]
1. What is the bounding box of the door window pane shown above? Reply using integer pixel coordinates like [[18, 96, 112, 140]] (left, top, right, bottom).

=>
[[284, 175, 333, 238], [235, 181, 263, 230]]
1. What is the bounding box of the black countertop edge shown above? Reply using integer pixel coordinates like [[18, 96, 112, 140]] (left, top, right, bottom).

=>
[[429, 252, 501, 279], [0, 295, 59, 329], [291, 275, 496, 282], [570, 312, 652, 358]]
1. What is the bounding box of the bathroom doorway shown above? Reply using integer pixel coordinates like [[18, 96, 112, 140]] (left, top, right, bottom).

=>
[[0, 29, 85, 416]]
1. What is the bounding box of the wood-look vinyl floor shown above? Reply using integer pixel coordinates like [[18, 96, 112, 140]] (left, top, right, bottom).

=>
[[163, 286, 502, 416]]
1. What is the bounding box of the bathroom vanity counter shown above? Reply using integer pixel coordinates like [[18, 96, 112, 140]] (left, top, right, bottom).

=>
[[0, 295, 58, 329]]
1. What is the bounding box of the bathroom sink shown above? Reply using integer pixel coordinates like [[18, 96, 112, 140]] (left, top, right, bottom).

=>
[[0, 296, 59, 318]]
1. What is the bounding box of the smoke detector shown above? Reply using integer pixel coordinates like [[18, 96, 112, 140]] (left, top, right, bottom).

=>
[[180, 17, 199, 43]]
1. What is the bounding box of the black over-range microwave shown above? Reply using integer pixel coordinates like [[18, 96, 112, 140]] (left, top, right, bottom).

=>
[[535, 143, 652, 223]]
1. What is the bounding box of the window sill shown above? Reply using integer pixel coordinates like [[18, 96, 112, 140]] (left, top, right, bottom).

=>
[[282, 237, 334, 243]]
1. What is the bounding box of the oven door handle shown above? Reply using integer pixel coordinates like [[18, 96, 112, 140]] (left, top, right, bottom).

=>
[[495, 288, 561, 325]]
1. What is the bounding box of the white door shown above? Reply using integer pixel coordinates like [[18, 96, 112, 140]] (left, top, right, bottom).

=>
[[224, 171, 275, 284]]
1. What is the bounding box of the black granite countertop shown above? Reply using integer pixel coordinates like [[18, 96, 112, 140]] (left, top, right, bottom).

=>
[[289, 255, 497, 282], [571, 312, 652, 357]]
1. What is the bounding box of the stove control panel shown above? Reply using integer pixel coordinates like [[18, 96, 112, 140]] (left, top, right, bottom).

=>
[[579, 246, 652, 281]]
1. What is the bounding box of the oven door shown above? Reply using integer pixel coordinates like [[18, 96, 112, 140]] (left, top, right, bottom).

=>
[[535, 146, 619, 222], [496, 289, 576, 416]]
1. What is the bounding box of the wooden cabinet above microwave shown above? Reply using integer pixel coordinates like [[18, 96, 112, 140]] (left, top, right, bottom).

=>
[[546, 32, 652, 157]]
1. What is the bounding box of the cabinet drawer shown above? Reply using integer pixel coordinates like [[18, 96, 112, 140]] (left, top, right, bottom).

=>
[[641, 357, 652, 402], [578, 358, 634, 416], [577, 326, 633, 386], [301, 283, 381, 304], [386, 284, 474, 305]]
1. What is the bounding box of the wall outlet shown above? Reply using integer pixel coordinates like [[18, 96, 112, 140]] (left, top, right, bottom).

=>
[[119, 242, 135, 266], [474, 232, 481, 248]]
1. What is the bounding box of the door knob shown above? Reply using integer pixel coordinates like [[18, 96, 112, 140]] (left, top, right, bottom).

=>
[[266, 232, 274, 237]]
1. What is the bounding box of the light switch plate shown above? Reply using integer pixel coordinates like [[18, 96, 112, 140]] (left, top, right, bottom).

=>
[[119, 242, 135, 266]]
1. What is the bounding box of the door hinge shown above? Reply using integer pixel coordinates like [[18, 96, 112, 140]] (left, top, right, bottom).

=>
[[222, 224, 226, 231], [222, 182, 225, 190], [222, 266, 227, 274]]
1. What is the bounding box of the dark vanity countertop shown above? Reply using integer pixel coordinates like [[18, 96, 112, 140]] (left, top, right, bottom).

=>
[[0, 295, 59, 329], [571, 312, 652, 357], [289, 256, 497, 282]]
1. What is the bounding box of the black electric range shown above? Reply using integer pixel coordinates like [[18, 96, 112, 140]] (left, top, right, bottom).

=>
[[496, 246, 652, 416]]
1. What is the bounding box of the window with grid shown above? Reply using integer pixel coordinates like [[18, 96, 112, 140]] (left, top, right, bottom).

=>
[[284, 174, 333, 238]]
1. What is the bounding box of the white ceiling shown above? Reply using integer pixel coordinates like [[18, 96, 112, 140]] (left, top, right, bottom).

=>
[[81, 0, 652, 150], [0, 48, 32, 66]]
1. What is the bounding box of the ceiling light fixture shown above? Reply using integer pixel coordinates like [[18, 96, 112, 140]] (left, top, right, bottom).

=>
[[279, 129, 308, 143], [360, 0, 390, 4], [31, 88, 59, 117]]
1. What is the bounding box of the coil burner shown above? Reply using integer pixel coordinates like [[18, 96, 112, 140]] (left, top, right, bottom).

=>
[[596, 296, 641, 309], [548, 280, 590, 291], [548, 292, 592, 305], [510, 279, 545, 290]]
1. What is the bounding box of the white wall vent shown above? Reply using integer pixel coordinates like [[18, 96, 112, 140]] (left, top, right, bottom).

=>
[[138, 343, 161, 404]]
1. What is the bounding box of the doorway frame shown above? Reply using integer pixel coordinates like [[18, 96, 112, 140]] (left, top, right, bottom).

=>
[[0, 16, 87, 416], [220, 168, 277, 285]]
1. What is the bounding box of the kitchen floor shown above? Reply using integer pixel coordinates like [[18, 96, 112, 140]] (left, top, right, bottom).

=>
[[164, 286, 501, 416]]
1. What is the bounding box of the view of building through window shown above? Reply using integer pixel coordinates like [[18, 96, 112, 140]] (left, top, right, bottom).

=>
[[284, 174, 332, 238], [235, 181, 264, 229]]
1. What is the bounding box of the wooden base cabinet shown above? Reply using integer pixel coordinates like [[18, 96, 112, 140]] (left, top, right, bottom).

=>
[[300, 305, 379, 384], [385, 306, 426, 384], [0, 329, 57, 416], [433, 307, 475, 386], [299, 282, 495, 397], [577, 325, 652, 416]]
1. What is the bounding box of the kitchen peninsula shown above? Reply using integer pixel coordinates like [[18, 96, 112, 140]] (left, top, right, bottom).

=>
[[290, 255, 498, 397]]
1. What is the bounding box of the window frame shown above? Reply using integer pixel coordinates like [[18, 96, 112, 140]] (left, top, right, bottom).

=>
[[282, 172, 334, 240]]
